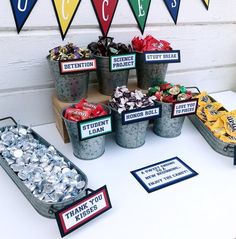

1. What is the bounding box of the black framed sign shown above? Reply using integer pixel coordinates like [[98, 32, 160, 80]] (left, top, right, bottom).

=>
[[55, 185, 112, 237], [59, 58, 97, 74], [144, 50, 181, 64], [131, 157, 198, 193], [109, 53, 136, 72], [78, 115, 112, 141], [171, 99, 198, 118], [121, 105, 161, 125]]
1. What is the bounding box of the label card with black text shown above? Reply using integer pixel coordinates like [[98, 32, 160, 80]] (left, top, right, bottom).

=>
[[110, 53, 136, 71], [59, 59, 97, 74], [78, 115, 112, 141], [121, 105, 161, 125], [171, 99, 198, 118], [144, 50, 181, 64], [131, 157, 198, 193], [55, 186, 112, 237]]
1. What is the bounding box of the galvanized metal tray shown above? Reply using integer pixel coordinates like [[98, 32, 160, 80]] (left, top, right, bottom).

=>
[[0, 117, 88, 219], [188, 92, 235, 158]]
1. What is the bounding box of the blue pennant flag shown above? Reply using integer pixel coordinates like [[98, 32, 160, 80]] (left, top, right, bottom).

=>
[[163, 0, 181, 24], [10, 0, 38, 33]]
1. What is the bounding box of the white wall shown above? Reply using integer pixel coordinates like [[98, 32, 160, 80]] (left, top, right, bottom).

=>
[[0, 0, 236, 126]]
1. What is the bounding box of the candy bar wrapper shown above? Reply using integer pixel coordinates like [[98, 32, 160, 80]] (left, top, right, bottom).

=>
[[204, 102, 223, 111], [197, 107, 207, 122], [204, 121, 214, 129], [220, 134, 236, 144], [195, 91, 212, 106], [209, 119, 226, 137], [204, 109, 226, 122], [221, 112, 236, 137]]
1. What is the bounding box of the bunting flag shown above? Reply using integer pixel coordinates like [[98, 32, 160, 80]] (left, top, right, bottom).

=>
[[52, 0, 81, 40], [127, 0, 151, 35], [163, 0, 181, 24], [202, 0, 210, 10], [10, 0, 38, 33], [91, 0, 119, 36]]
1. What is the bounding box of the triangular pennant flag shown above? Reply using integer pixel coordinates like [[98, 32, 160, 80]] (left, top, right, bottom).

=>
[[52, 0, 81, 40], [202, 0, 210, 10], [127, 0, 151, 35], [10, 0, 38, 33], [163, 0, 181, 24], [91, 0, 118, 36]]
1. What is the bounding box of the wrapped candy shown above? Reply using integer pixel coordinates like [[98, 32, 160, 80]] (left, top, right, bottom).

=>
[[148, 82, 193, 103], [132, 35, 172, 52], [88, 36, 132, 57], [109, 86, 156, 113], [49, 43, 91, 61], [195, 92, 236, 144], [64, 99, 107, 122]]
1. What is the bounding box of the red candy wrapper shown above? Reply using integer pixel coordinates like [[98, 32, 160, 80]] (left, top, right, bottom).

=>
[[132, 35, 172, 53], [65, 99, 107, 122]]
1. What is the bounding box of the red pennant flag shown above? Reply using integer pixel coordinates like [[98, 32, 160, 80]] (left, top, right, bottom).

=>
[[91, 0, 119, 36]]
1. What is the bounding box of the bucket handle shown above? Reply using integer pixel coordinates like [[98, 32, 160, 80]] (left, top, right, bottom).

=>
[[0, 117, 17, 127], [185, 86, 201, 94]]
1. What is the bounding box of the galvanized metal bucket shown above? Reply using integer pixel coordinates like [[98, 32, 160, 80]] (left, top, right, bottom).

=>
[[153, 101, 185, 138], [47, 56, 89, 102], [111, 108, 149, 148], [62, 104, 110, 160], [136, 52, 168, 89], [94, 55, 129, 95]]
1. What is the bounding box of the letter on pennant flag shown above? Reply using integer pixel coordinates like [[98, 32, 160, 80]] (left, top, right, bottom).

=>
[[127, 0, 151, 35], [52, 0, 81, 40], [91, 0, 119, 36], [202, 0, 210, 10], [10, 0, 38, 33], [163, 0, 181, 24]]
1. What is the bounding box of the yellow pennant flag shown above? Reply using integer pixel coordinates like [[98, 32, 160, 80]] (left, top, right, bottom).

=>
[[52, 0, 81, 39], [202, 0, 210, 10]]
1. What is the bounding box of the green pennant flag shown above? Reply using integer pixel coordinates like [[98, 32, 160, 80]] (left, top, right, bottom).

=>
[[128, 0, 151, 34]]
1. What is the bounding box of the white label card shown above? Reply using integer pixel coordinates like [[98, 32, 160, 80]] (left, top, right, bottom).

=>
[[60, 59, 97, 74], [172, 99, 198, 118], [121, 105, 161, 125], [144, 50, 181, 64], [79, 115, 112, 140], [131, 157, 198, 193], [110, 53, 136, 71]]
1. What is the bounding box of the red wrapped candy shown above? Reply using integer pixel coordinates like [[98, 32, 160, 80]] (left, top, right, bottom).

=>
[[132, 35, 172, 53], [64, 99, 107, 122]]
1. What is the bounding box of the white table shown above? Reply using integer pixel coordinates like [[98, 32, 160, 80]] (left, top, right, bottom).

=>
[[1, 91, 236, 239]]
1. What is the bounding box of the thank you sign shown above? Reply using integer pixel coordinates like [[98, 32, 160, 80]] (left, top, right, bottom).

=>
[[56, 186, 112, 237]]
